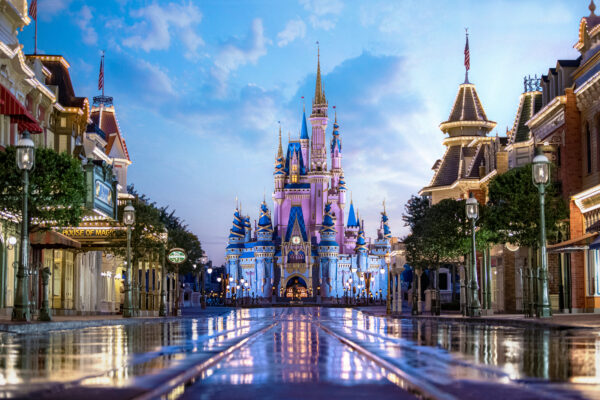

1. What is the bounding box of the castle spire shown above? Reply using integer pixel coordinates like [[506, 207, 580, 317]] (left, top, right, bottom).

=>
[[277, 124, 283, 159], [464, 28, 470, 84], [313, 41, 327, 105]]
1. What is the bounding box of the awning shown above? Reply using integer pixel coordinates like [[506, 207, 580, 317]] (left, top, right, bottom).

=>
[[547, 232, 597, 253], [30, 230, 81, 249], [0, 84, 42, 133]]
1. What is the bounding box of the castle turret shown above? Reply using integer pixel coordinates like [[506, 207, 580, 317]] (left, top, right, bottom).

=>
[[273, 126, 285, 230], [226, 207, 246, 292], [319, 203, 339, 298], [254, 201, 276, 298], [300, 108, 310, 166], [355, 220, 368, 272]]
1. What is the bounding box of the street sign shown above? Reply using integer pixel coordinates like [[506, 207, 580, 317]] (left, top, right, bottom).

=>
[[167, 248, 187, 264]]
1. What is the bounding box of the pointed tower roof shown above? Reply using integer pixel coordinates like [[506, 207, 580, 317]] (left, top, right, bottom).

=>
[[274, 125, 285, 175], [355, 221, 367, 253], [321, 203, 336, 234], [439, 33, 496, 135], [347, 199, 359, 227], [257, 201, 273, 234], [381, 205, 392, 240], [509, 77, 543, 144], [330, 109, 342, 153], [313, 44, 327, 106], [228, 208, 245, 239], [300, 110, 309, 140]]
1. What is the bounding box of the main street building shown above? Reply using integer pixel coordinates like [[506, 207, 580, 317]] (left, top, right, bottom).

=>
[[225, 53, 392, 303]]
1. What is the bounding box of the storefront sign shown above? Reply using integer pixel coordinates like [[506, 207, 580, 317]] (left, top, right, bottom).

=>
[[167, 248, 187, 264], [61, 227, 119, 239], [95, 180, 114, 206]]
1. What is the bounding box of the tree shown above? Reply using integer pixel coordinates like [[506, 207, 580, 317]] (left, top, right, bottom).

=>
[[0, 147, 86, 228], [486, 164, 568, 248], [159, 206, 203, 275]]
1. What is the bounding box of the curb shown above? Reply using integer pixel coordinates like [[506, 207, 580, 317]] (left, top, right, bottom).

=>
[[0, 316, 179, 334], [361, 310, 596, 330]]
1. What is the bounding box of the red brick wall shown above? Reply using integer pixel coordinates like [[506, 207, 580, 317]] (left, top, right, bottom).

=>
[[570, 201, 586, 309], [561, 89, 583, 199], [503, 248, 516, 312]]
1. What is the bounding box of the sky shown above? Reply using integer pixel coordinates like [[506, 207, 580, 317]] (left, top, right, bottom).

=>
[[21, 0, 587, 265]]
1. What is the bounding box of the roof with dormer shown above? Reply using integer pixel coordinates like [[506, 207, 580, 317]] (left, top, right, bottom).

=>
[[91, 106, 131, 162], [285, 206, 309, 242], [439, 83, 496, 133], [33, 55, 88, 109], [509, 90, 543, 144]]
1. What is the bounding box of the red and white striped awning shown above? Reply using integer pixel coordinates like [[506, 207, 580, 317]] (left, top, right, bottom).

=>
[[0, 83, 42, 133]]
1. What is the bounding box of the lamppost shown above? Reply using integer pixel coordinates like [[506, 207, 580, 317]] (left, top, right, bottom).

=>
[[200, 256, 209, 308], [12, 131, 34, 322], [465, 196, 481, 317], [159, 228, 168, 317], [123, 201, 135, 318], [385, 251, 391, 314], [533, 151, 552, 318]]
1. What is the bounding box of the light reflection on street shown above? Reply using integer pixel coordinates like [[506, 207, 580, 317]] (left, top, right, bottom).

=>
[[0, 307, 598, 399]]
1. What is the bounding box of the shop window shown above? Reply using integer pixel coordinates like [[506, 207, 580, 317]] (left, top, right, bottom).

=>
[[439, 273, 448, 291], [587, 250, 600, 296], [53, 250, 62, 308]]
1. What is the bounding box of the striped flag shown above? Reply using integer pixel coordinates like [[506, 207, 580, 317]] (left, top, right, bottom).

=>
[[28, 0, 37, 21], [464, 33, 470, 71], [98, 56, 104, 91]]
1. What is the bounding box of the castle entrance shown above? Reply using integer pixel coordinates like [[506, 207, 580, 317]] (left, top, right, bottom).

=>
[[285, 276, 308, 300]]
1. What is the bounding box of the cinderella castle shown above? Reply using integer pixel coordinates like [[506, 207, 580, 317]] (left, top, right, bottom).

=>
[[225, 51, 392, 303]]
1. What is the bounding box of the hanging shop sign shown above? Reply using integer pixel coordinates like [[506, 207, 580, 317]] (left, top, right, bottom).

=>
[[167, 248, 187, 264]]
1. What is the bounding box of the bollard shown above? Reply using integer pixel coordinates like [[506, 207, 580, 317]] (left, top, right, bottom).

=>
[[39, 267, 52, 321]]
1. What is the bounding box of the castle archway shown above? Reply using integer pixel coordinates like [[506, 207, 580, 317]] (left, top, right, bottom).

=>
[[285, 275, 308, 299]]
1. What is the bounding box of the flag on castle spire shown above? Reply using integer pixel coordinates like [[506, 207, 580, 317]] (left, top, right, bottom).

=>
[[464, 29, 470, 83], [29, 0, 37, 20]]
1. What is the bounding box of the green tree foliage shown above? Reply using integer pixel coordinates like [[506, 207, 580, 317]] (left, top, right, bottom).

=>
[[486, 164, 568, 247], [0, 146, 86, 228], [115, 186, 203, 275]]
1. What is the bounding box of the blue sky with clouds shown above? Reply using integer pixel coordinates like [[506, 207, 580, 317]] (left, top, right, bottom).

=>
[[23, 0, 586, 264]]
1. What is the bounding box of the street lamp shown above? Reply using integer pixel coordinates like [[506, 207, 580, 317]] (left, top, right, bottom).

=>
[[385, 251, 391, 314], [12, 131, 35, 322], [465, 196, 481, 317], [159, 228, 168, 317], [123, 201, 135, 318], [533, 151, 552, 318]]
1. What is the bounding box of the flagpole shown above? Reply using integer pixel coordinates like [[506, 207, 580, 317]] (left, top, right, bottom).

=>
[[34, 17, 37, 55]]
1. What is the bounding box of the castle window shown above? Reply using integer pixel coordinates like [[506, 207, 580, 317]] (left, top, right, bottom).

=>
[[587, 124, 592, 174]]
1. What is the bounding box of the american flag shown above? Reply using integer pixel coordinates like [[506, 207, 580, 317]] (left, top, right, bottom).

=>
[[464, 33, 470, 71], [28, 0, 37, 21], [98, 56, 104, 91]]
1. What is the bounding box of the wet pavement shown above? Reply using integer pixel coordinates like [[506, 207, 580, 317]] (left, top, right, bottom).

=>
[[0, 307, 599, 399]]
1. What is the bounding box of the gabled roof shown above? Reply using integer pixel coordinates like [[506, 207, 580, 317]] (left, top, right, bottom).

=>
[[91, 106, 130, 161], [440, 83, 496, 133], [285, 206, 308, 242]]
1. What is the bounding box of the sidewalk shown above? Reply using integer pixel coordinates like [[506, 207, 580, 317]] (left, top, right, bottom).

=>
[[0, 307, 234, 334], [360, 306, 600, 330]]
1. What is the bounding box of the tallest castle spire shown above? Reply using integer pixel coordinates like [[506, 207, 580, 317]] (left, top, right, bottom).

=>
[[313, 42, 327, 106]]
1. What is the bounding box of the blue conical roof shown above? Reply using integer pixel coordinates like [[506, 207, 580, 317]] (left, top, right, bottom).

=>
[[347, 201, 359, 227], [381, 211, 392, 239], [229, 208, 245, 238], [321, 203, 336, 234], [355, 222, 367, 253], [257, 202, 273, 234], [300, 110, 309, 140]]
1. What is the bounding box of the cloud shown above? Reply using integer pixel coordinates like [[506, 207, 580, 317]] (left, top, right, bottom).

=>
[[300, 0, 343, 30], [277, 18, 306, 47], [211, 18, 271, 93], [75, 5, 97, 45], [122, 2, 204, 59], [38, 0, 72, 21]]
